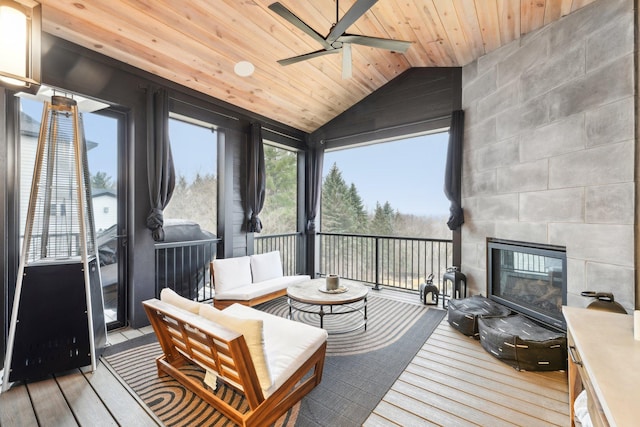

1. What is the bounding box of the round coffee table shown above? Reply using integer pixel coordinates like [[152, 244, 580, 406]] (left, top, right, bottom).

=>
[[287, 278, 368, 334]]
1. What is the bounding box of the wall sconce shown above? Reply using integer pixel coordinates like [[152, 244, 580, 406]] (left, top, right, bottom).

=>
[[0, 0, 41, 94]]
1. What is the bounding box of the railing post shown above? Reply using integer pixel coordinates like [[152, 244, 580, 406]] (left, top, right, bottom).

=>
[[373, 236, 381, 291]]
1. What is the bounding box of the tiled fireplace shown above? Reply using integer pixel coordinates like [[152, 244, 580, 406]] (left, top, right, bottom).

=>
[[487, 238, 567, 331]]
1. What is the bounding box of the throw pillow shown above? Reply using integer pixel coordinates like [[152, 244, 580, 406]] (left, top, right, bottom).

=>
[[250, 251, 284, 283], [212, 256, 253, 293], [160, 288, 201, 314], [199, 304, 272, 390]]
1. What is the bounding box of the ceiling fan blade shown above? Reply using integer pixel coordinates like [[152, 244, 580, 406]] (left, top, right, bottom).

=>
[[327, 0, 378, 44], [269, 2, 333, 50], [342, 43, 352, 79], [337, 34, 412, 52], [277, 48, 340, 66]]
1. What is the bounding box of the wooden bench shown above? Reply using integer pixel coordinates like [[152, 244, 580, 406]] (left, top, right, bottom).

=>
[[143, 298, 327, 427]]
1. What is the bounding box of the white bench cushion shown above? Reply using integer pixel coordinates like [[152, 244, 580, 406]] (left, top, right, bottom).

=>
[[199, 304, 272, 391], [214, 275, 311, 301], [160, 288, 202, 314], [250, 251, 283, 283], [223, 304, 328, 397], [213, 256, 252, 293]]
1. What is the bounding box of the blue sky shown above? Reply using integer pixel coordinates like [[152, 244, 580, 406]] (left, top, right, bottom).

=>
[[168, 119, 217, 183], [323, 132, 450, 217]]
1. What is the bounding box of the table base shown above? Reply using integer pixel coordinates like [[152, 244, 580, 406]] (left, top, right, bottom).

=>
[[287, 297, 367, 334]]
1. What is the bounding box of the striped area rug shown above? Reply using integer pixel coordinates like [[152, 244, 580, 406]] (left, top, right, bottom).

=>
[[103, 294, 445, 426], [257, 294, 432, 356]]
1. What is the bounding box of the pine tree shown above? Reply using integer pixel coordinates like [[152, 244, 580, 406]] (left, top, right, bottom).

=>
[[348, 183, 368, 233], [321, 163, 355, 233], [260, 145, 297, 234], [91, 171, 114, 189], [370, 201, 396, 236]]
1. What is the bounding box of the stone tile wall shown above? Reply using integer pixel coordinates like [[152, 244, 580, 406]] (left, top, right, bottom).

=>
[[461, 0, 635, 311]]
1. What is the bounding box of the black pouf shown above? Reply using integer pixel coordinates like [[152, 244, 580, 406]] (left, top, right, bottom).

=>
[[447, 295, 511, 338], [478, 314, 567, 371]]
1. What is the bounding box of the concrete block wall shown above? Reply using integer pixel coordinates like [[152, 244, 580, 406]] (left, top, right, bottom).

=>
[[460, 0, 635, 312]]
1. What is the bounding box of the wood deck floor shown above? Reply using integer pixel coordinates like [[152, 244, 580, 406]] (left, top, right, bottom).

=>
[[365, 315, 569, 426], [0, 290, 569, 426]]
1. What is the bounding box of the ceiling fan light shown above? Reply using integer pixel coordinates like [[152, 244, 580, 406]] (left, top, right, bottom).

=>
[[234, 60, 255, 77]]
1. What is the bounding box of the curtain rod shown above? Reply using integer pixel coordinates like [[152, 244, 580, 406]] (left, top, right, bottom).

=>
[[261, 126, 304, 143]]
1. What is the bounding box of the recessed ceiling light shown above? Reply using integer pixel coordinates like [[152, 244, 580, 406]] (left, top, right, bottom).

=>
[[234, 61, 255, 77]]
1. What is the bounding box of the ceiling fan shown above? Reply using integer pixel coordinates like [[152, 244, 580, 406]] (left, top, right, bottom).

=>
[[268, 0, 411, 79]]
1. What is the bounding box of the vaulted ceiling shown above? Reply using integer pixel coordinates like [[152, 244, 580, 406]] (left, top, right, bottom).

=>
[[40, 0, 597, 132]]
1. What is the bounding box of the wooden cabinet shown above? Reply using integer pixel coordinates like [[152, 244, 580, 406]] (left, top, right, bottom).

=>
[[563, 306, 640, 427]]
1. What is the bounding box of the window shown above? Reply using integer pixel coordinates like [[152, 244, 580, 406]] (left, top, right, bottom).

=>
[[259, 143, 298, 235], [164, 117, 217, 236], [321, 132, 452, 239]]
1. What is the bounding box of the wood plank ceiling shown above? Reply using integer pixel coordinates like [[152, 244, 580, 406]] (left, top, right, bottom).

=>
[[40, 0, 597, 133]]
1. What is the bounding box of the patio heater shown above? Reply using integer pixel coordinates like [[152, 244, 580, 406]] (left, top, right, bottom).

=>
[[1, 95, 106, 392]]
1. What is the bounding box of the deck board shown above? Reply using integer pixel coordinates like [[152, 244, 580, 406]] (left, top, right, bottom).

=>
[[0, 383, 39, 426], [27, 375, 78, 427], [55, 370, 118, 426], [365, 318, 569, 426], [83, 360, 161, 427], [0, 362, 160, 427], [410, 356, 567, 412]]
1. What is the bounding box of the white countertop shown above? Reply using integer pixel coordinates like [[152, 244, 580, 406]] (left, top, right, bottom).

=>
[[563, 306, 640, 427]]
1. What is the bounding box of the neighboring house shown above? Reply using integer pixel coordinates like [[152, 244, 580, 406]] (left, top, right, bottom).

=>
[[91, 188, 117, 233]]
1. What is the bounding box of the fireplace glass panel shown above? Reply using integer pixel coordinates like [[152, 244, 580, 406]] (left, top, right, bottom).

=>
[[488, 240, 567, 331]]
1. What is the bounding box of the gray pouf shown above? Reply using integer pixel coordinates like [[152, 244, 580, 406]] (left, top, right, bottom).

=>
[[478, 314, 567, 371], [447, 295, 511, 338]]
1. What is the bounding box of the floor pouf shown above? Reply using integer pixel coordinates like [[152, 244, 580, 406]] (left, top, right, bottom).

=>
[[447, 295, 511, 338], [478, 314, 567, 371]]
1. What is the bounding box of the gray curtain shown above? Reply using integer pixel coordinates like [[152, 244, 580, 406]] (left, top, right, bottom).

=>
[[305, 142, 324, 233], [146, 87, 175, 241], [444, 110, 464, 230], [247, 122, 266, 232]]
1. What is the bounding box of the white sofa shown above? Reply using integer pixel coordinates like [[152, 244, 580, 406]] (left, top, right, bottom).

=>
[[143, 289, 327, 427], [210, 250, 310, 309]]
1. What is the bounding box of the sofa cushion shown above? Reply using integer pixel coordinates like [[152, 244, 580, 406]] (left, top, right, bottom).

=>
[[250, 251, 283, 283], [214, 275, 311, 301], [160, 288, 201, 314], [199, 304, 272, 391], [223, 303, 327, 397], [212, 256, 252, 293]]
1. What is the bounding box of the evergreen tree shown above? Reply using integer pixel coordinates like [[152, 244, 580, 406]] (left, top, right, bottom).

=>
[[321, 163, 356, 233], [370, 201, 396, 235], [91, 171, 114, 189], [348, 183, 368, 232], [260, 145, 297, 234]]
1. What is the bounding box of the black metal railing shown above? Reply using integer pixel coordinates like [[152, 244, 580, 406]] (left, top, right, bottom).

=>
[[154, 238, 219, 302], [254, 231, 453, 292], [319, 232, 453, 292], [254, 232, 301, 276]]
